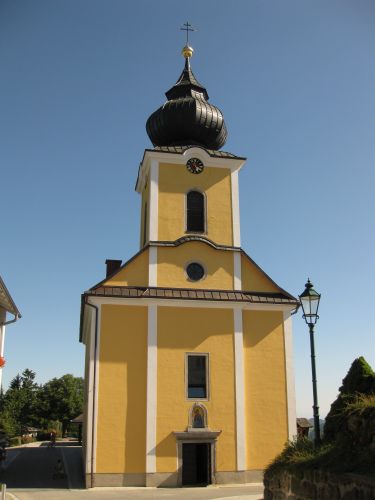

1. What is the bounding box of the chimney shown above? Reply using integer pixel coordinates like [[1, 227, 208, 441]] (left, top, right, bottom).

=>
[[105, 259, 122, 277]]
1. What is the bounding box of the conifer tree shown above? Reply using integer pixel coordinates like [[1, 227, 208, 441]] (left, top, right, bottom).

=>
[[0, 369, 40, 435], [324, 357, 375, 441]]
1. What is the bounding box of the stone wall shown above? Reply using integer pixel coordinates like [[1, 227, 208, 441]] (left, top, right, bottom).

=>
[[264, 469, 375, 500]]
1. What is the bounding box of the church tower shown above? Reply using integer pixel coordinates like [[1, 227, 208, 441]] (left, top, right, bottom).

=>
[[80, 40, 298, 488]]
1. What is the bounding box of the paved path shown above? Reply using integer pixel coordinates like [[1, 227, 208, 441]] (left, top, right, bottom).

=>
[[0, 441, 84, 490], [1, 441, 264, 499], [7, 485, 264, 500]]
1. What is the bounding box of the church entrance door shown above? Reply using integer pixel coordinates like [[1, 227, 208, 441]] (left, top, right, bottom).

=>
[[182, 442, 211, 486]]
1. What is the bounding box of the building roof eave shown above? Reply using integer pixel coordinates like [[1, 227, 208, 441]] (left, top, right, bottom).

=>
[[0, 275, 21, 321], [83, 285, 299, 306]]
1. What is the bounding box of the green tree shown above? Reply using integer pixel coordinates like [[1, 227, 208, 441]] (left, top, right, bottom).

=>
[[39, 374, 83, 436], [324, 357, 375, 441], [0, 369, 40, 436], [9, 374, 22, 390], [0, 384, 18, 437]]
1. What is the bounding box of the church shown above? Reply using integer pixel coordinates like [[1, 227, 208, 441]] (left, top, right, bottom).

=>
[[79, 39, 298, 488]]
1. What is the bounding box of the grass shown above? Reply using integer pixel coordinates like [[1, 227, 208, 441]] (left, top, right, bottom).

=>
[[266, 437, 375, 476], [266, 395, 375, 477], [344, 394, 375, 412], [266, 438, 334, 474]]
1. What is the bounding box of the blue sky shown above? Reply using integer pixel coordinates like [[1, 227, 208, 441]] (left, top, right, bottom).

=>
[[1, 0, 374, 418]]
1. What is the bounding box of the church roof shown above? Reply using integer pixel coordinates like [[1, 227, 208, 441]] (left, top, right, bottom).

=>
[[165, 57, 209, 101], [150, 146, 245, 160], [86, 236, 298, 304], [146, 47, 228, 150], [84, 285, 298, 305]]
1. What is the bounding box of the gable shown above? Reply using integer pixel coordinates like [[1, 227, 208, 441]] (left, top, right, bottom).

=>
[[241, 253, 285, 294], [157, 240, 234, 290], [89, 239, 294, 299], [100, 248, 149, 288]]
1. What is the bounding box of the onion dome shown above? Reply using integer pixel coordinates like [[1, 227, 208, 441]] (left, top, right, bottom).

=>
[[146, 46, 228, 150]]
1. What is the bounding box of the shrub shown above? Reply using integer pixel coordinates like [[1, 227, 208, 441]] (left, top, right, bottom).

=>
[[324, 357, 375, 441], [9, 436, 21, 447], [266, 392, 375, 478], [340, 357, 375, 394], [36, 431, 52, 441], [21, 436, 34, 444]]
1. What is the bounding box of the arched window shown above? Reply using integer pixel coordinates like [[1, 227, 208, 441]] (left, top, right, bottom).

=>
[[186, 191, 205, 232]]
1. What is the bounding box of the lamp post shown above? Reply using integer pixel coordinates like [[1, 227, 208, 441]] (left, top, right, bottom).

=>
[[299, 279, 321, 446]]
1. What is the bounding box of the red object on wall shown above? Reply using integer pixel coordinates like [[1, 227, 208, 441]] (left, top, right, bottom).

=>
[[0, 357, 6, 368]]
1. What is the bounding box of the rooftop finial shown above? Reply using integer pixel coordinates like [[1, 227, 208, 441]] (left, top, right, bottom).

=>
[[181, 21, 195, 45], [145, 22, 228, 150], [180, 21, 195, 59]]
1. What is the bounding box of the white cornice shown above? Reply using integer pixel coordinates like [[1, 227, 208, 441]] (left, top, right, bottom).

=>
[[135, 147, 247, 193], [87, 296, 296, 313]]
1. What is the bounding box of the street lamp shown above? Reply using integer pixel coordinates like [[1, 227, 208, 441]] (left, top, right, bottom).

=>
[[299, 279, 321, 446]]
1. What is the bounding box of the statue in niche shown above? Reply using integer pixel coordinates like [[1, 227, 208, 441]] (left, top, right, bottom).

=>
[[190, 404, 207, 429]]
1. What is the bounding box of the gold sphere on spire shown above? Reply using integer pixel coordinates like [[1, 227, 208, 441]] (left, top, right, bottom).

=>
[[182, 45, 194, 58]]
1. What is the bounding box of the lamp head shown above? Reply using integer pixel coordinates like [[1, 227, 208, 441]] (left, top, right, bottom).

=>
[[299, 279, 321, 325]]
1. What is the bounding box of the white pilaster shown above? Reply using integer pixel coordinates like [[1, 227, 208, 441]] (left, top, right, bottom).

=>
[[85, 306, 96, 474], [149, 160, 159, 241], [233, 252, 242, 290], [231, 169, 241, 247], [148, 159, 159, 288], [146, 304, 158, 473], [283, 311, 297, 440], [0, 320, 5, 390], [0, 309, 6, 358], [92, 305, 101, 473], [149, 246, 157, 287], [234, 308, 246, 471]]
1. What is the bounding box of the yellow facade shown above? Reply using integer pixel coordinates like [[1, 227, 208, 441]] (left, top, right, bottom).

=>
[[157, 307, 236, 473], [241, 254, 280, 293], [243, 310, 288, 469], [157, 163, 233, 245], [96, 305, 148, 473], [103, 249, 149, 287], [92, 298, 291, 479], [157, 241, 234, 289]]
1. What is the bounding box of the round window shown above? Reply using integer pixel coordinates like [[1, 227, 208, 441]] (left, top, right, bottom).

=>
[[186, 262, 205, 281]]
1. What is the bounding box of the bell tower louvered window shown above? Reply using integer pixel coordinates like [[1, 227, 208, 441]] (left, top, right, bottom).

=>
[[186, 191, 205, 232]]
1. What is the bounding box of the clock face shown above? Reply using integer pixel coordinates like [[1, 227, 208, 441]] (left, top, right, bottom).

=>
[[186, 158, 204, 174]]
